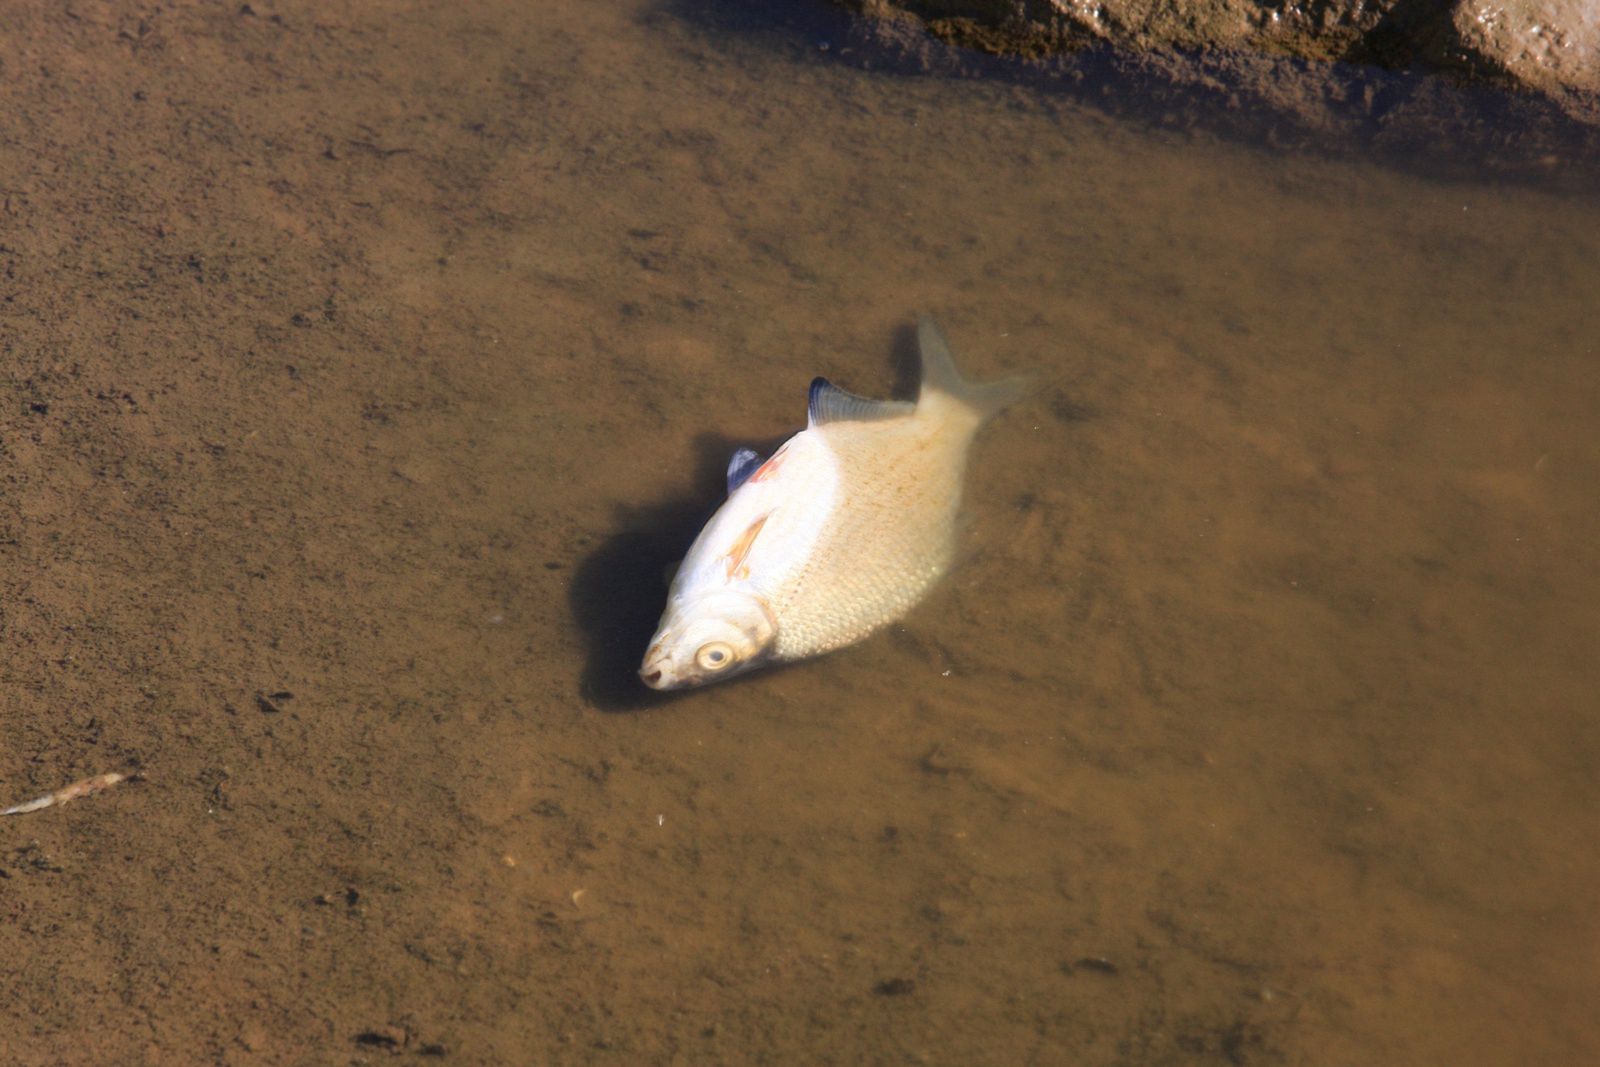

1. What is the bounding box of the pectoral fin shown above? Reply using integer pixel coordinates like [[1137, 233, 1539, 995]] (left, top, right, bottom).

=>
[[723, 514, 769, 582]]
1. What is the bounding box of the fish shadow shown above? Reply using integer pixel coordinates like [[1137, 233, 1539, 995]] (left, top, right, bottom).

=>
[[885, 321, 922, 398], [569, 430, 790, 713]]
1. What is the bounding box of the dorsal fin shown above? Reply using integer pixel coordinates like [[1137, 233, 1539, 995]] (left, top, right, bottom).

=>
[[807, 377, 913, 427], [726, 447, 762, 494]]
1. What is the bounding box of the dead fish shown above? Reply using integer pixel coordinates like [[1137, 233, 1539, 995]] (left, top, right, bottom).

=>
[[639, 316, 1025, 690]]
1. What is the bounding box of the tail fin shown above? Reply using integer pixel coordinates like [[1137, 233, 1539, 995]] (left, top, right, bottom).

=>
[[915, 315, 1029, 423]]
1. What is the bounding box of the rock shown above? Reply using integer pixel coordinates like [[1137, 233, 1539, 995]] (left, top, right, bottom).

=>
[[838, 0, 1600, 126], [1450, 0, 1600, 124]]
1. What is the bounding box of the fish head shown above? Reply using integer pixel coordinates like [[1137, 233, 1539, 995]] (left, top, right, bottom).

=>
[[639, 590, 776, 690]]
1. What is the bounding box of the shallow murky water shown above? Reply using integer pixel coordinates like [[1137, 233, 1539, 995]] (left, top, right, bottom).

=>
[[467, 6, 1600, 1062], [2, 2, 1596, 1064]]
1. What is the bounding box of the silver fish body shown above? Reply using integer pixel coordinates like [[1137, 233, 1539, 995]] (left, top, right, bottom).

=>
[[639, 317, 1023, 690]]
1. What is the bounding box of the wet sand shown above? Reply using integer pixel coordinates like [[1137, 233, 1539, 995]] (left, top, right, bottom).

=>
[[2, 2, 1597, 1064]]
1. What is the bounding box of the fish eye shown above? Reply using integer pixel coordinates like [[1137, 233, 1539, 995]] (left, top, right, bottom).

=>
[[695, 642, 736, 672]]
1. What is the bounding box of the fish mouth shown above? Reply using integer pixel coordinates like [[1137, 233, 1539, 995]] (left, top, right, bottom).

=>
[[638, 646, 673, 690]]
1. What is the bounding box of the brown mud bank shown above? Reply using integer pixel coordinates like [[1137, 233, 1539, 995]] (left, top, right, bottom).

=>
[[829, 0, 1600, 171]]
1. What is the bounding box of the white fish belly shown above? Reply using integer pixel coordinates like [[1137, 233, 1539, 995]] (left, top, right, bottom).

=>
[[668, 432, 838, 606]]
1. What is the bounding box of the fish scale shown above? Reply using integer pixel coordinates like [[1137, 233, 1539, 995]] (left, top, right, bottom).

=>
[[765, 416, 967, 659]]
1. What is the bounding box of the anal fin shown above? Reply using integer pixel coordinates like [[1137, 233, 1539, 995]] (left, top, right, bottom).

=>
[[726, 447, 763, 494]]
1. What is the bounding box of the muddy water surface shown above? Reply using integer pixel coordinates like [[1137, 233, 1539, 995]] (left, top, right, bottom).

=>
[[1, 2, 1596, 1064]]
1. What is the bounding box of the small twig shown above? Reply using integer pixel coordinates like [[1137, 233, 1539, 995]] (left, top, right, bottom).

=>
[[1, 771, 139, 816]]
